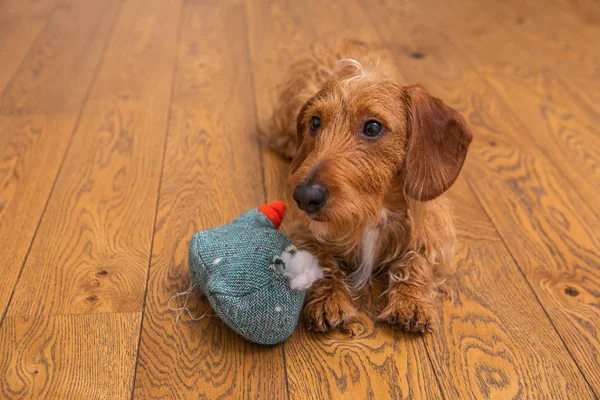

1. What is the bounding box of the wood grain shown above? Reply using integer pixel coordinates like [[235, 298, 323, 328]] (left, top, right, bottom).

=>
[[283, 317, 441, 399], [246, 0, 311, 204], [475, 0, 600, 108], [132, 0, 287, 398], [0, 0, 120, 322], [422, 0, 600, 215], [1, 0, 599, 397], [0, 115, 75, 320], [246, 0, 443, 398], [5, 0, 178, 317], [298, 0, 596, 397], [360, 0, 600, 393], [0, 0, 120, 115], [0, 0, 57, 93], [465, 154, 600, 395], [438, 176, 594, 398], [0, 313, 141, 399]]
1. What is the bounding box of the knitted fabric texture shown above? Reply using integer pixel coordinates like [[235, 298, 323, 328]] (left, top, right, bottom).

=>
[[189, 207, 305, 345]]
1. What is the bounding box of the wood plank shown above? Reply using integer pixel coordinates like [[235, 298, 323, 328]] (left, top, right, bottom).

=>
[[283, 319, 440, 399], [482, 0, 600, 56], [0, 0, 121, 322], [478, 0, 600, 108], [246, 1, 443, 398], [132, 1, 287, 398], [0, 115, 75, 319], [0, 0, 119, 115], [358, 0, 600, 394], [465, 159, 600, 394], [305, 0, 596, 396], [426, 0, 600, 214], [249, 0, 312, 204], [0, 313, 141, 398], [0, 0, 58, 93], [4, 0, 179, 317], [439, 176, 593, 398], [0, 0, 596, 397]]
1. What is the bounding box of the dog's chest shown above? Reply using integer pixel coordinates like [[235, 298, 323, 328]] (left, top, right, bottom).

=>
[[345, 226, 380, 289], [359, 226, 380, 271], [349, 208, 411, 275], [346, 209, 403, 289]]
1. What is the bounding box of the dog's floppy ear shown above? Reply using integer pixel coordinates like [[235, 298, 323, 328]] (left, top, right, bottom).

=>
[[290, 99, 312, 173], [402, 85, 473, 201]]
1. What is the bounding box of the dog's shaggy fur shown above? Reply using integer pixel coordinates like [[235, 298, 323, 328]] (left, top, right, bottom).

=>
[[261, 40, 472, 333]]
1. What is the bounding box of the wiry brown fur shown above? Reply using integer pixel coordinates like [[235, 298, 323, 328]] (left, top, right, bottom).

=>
[[260, 40, 472, 333]]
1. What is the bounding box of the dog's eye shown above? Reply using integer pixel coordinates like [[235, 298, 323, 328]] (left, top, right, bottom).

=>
[[363, 120, 383, 137], [310, 117, 321, 134]]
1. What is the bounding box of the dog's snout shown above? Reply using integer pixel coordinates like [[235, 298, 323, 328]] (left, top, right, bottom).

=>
[[293, 182, 328, 213]]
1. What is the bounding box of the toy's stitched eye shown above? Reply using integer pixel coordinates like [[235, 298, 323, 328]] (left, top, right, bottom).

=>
[[310, 117, 321, 134], [363, 120, 383, 137]]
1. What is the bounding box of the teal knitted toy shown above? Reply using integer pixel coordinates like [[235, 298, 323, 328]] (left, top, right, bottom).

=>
[[188, 201, 322, 345]]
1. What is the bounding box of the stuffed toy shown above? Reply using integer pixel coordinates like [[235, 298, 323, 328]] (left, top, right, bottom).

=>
[[187, 201, 322, 345]]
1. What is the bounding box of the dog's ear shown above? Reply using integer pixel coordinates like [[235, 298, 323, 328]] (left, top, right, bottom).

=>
[[402, 85, 473, 200], [291, 100, 312, 173]]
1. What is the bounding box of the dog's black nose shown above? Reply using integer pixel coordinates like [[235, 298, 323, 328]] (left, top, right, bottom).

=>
[[293, 182, 328, 213]]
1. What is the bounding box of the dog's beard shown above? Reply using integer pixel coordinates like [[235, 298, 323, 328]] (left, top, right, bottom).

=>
[[303, 195, 381, 254], [290, 153, 390, 253]]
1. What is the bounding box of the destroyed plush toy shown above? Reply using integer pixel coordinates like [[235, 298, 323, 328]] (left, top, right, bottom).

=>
[[188, 201, 322, 345]]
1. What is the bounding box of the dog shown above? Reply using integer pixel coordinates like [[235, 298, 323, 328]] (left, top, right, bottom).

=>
[[260, 40, 472, 333]]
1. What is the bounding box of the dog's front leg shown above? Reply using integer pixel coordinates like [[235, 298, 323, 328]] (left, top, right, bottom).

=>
[[302, 254, 357, 332], [378, 252, 436, 333]]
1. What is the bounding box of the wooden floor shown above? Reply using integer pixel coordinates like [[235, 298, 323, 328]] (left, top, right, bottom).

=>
[[1, 0, 599, 398]]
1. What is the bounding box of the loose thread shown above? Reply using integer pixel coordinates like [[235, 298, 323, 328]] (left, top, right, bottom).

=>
[[167, 282, 212, 324]]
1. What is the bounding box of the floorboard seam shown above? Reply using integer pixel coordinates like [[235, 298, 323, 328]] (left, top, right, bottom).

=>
[[464, 174, 598, 398], [128, 1, 186, 398], [0, 0, 124, 328], [422, 336, 447, 399], [240, 1, 292, 398], [436, 1, 600, 222]]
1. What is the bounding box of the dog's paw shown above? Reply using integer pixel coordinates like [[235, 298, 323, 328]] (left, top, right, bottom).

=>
[[378, 288, 435, 334], [303, 288, 358, 332]]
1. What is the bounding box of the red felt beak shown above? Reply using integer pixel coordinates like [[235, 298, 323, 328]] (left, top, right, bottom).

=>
[[258, 201, 286, 229]]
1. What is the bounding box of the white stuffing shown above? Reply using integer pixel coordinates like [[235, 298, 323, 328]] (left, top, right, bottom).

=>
[[212, 257, 223, 265], [276, 250, 323, 290], [275, 306, 282, 312]]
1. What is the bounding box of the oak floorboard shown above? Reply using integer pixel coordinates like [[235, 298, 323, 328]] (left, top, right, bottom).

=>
[[0, 0, 121, 322], [132, 1, 287, 398], [0, 115, 75, 320], [358, 0, 600, 394], [480, 0, 600, 108], [0, 0, 121, 115], [1, 0, 599, 397], [0, 0, 58, 93], [249, 0, 596, 396], [0, 313, 141, 399], [249, 1, 439, 399], [316, 0, 596, 396], [427, 0, 600, 215], [5, 0, 178, 317]]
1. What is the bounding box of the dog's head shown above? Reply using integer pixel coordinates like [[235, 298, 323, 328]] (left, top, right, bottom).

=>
[[290, 62, 472, 237]]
